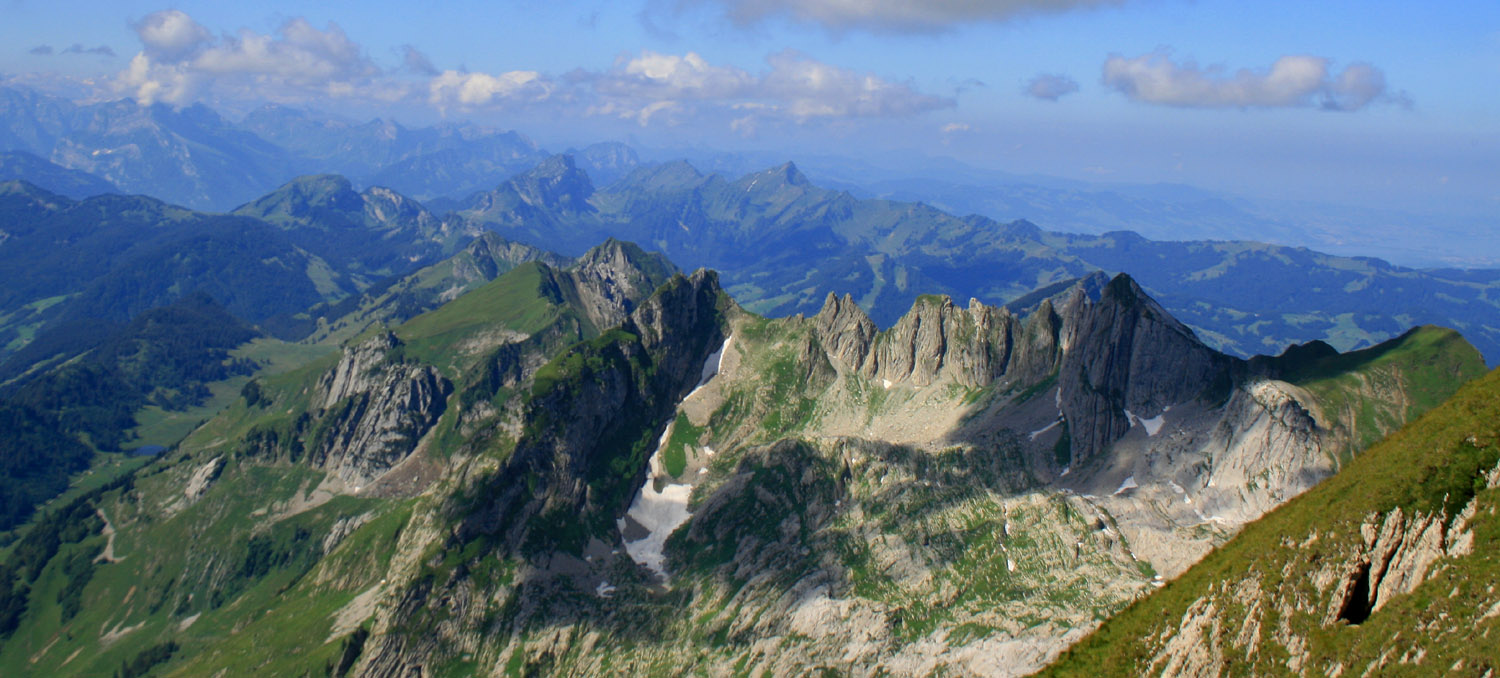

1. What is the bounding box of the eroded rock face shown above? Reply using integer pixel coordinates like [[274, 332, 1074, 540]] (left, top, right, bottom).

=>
[[1193, 380, 1329, 524], [457, 269, 727, 547], [813, 272, 1231, 466], [1056, 275, 1232, 466], [813, 291, 1027, 389], [568, 239, 675, 332], [313, 332, 452, 487]]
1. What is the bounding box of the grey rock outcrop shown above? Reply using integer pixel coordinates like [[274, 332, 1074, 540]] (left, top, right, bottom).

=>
[[567, 239, 677, 332], [312, 332, 452, 487], [813, 272, 1230, 465], [812, 292, 1029, 388], [1056, 274, 1232, 465]]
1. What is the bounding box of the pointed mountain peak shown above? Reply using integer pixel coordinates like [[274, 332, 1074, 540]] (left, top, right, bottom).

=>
[[575, 238, 678, 282], [743, 161, 809, 190], [775, 161, 809, 186], [507, 154, 595, 209], [531, 153, 579, 176]]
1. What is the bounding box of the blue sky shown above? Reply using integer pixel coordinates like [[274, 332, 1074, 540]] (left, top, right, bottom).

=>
[[3, 0, 1497, 216]]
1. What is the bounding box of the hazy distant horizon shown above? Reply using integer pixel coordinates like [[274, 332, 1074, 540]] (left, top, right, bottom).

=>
[[2, 0, 1496, 262]]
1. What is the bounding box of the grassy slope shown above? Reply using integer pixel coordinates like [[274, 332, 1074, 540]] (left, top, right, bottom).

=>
[[1041, 366, 1500, 676], [1283, 326, 1487, 456], [128, 338, 337, 449], [393, 261, 566, 375], [0, 257, 612, 677]]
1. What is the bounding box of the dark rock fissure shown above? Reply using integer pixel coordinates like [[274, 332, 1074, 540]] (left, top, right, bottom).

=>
[[1337, 562, 1374, 625]]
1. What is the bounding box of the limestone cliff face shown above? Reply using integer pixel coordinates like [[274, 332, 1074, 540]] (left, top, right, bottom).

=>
[[814, 272, 1230, 465], [311, 332, 452, 486], [566, 239, 676, 333], [813, 292, 1027, 389], [1191, 380, 1329, 524], [1055, 274, 1232, 466]]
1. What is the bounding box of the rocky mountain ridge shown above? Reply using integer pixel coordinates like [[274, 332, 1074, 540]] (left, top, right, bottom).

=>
[[0, 240, 1485, 678], [453, 154, 1500, 367]]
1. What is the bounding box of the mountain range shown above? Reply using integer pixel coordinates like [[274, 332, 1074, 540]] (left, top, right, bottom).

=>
[[0, 231, 1486, 675], [449, 155, 1500, 367], [2, 88, 1499, 676]]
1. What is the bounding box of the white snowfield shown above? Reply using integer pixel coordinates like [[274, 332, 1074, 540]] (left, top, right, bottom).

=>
[[618, 335, 730, 582], [618, 475, 693, 580], [684, 335, 731, 401], [1123, 406, 1168, 436]]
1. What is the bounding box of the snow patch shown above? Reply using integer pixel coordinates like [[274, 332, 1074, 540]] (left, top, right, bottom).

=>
[[1123, 407, 1166, 436], [882, 379, 893, 390], [618, 481, 692, 579], [618, 424, 694, 580], [1059, 466, 1070, 477], [1029, 418, 1062, 441], [1007, 559, 1016, 573], [1112, 476, 1138, 496], [596, 581, 616, 598], [702, 446, 716, 456], [684, 335, 731, 401]]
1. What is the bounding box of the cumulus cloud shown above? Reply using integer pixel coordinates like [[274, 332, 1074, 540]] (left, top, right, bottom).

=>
[[104, 10, 951, 130], [1024, 73, 1078, 101], [584, 48, 953, 126], [118, 9, 382, 105], [427, 69, 553, 111], [1101, 51, 1403, 111], [694, 0, 1127, 33]]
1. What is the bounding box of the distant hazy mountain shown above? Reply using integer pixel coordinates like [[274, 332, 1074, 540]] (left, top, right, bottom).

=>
[[0, 150, 115, 199], [232, 174, 483, 278], [0, 87, 293, 210], [643, 145, 1497, 269], [0, 87, 551, 210], [452, 156, 1500, 364], [0, 177, 475, 368]]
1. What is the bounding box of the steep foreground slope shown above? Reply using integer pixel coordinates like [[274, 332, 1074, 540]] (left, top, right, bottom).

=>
[[0, 251, 1482, 677], [1041, 365, 1500, 677]]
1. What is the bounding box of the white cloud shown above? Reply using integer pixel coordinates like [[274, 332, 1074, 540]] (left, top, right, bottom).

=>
[[428, 69, 553, 111], [118, 10, 382, 106], [695, 0, 1127, 33], [1101, 51, 1403, 111], [134, 9, 212, 62], [1025, 73, 1078, 101], [760, 49, 952, 118], [591, 50, 754, 102], [941, 122, 971, 134], [106, 11, 950, 130], [584, 48, 953, 126]]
